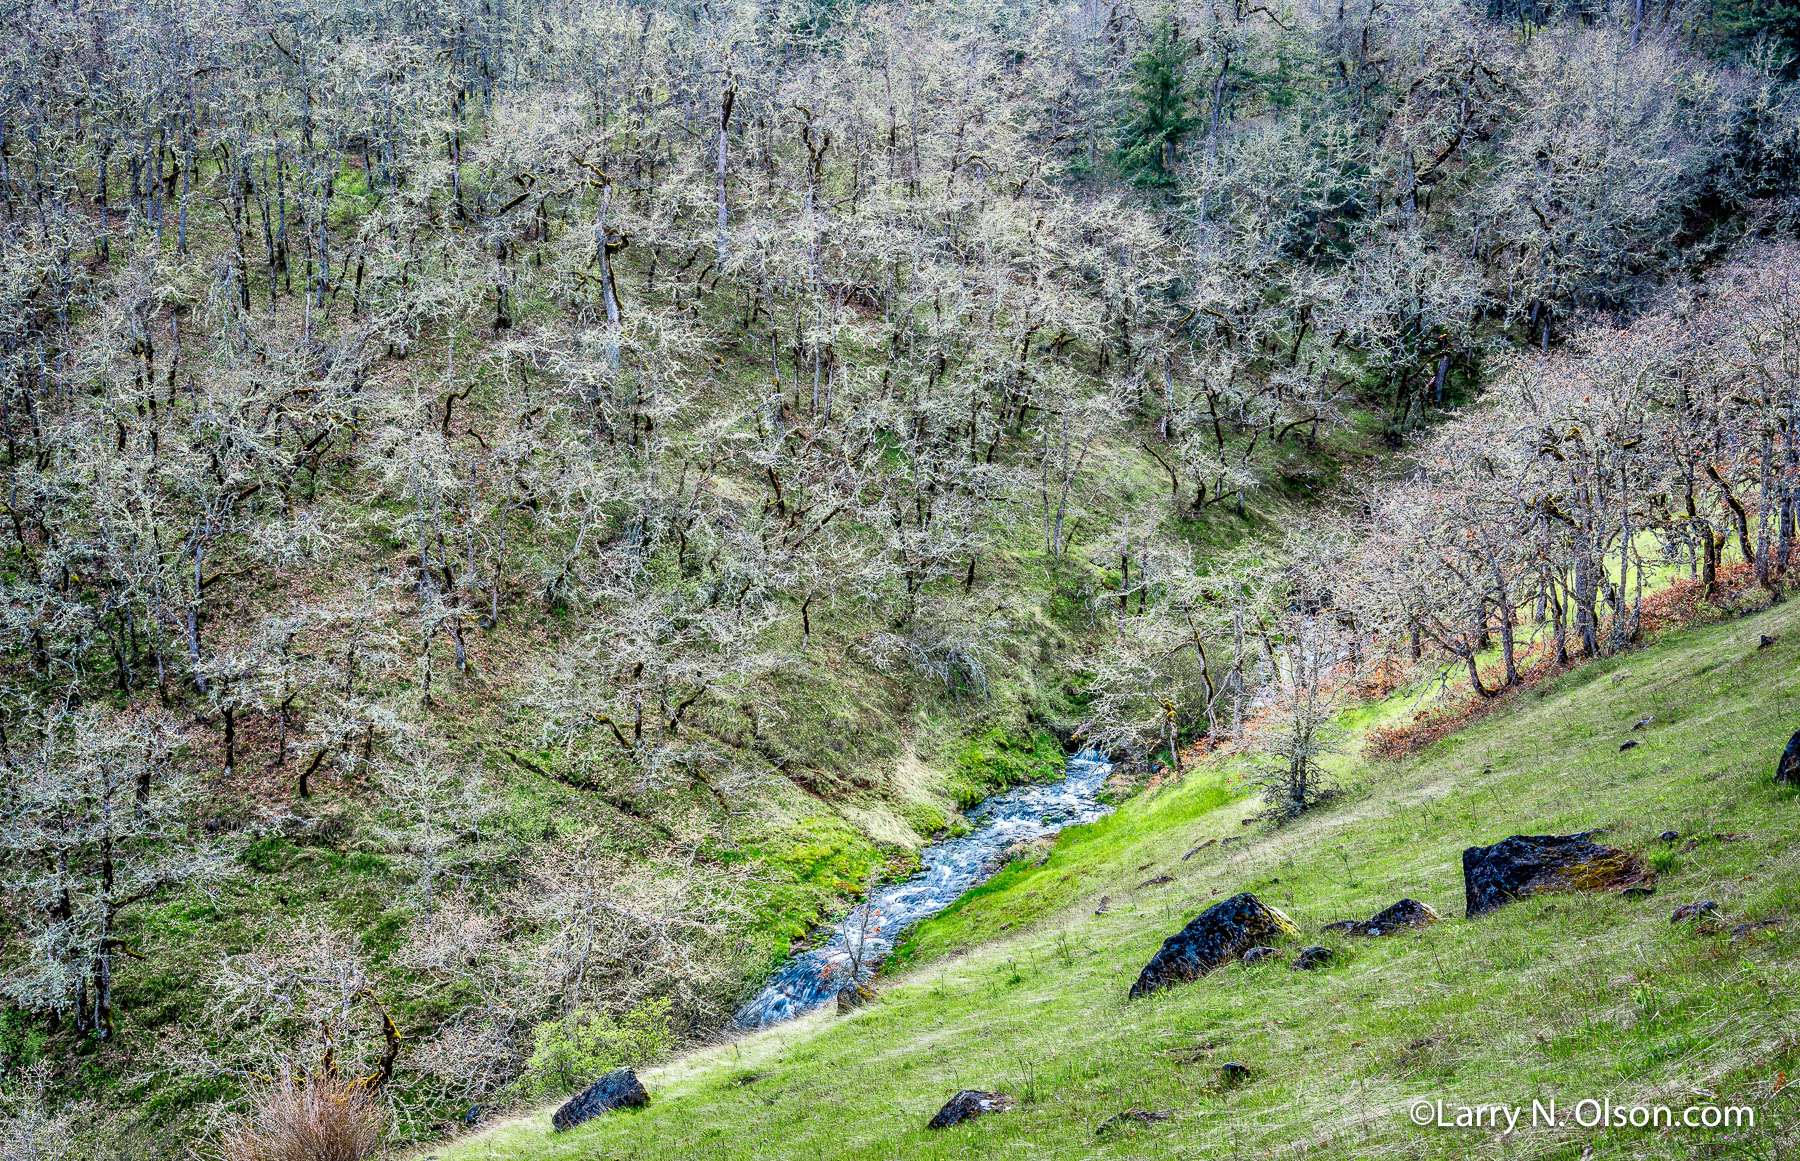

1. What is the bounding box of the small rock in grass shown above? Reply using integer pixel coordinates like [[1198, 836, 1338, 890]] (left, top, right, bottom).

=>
[[1462, 833, 1648, 918], [1129, 893, 1300, 998], [1182, 840, 1217, 861], [1618, 886, 1655, 899], [551, 1068, 649, 1131], [1670, 900, 1719, 923], [1330, 898, 1441, 937], [1292, 946, 1335, 971], [836, 982, 873, 1013], [1139, 874, 1175, 887], [1759, 634, 1778, 650], [1096, 1108, 1174, 1134], [1620, 739, 1640, 751], [1777, 730, 1800, 784], [1241, 946, 1280, 964], [1730, 920, 1779, 942], [1220, 1062, 1253, 1085], [927, 1090, 1012, 1129], [1094, 895, 1111, 914], [1631, 716, 1654, 731], [1658, 830, 1680, 842]]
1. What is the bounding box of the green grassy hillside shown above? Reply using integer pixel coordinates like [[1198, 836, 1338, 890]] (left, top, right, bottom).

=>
[[429, 599, 1800, 1160]]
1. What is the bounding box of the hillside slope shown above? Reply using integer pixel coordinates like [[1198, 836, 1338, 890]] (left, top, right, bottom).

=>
[[434, 601, 1800, 1160], [9, 1, 1800, 1152]]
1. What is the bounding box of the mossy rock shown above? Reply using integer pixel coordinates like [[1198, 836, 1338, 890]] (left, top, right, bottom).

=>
[[1462, 833, 1649, 918], [1129, 892, 1299, 998]]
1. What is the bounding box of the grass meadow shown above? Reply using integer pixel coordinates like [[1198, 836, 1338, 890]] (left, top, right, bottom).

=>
[[428, 598, 1800, 1161]]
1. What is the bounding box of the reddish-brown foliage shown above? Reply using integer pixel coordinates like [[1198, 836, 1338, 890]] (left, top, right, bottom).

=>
[[1354, 656, 1410, 701], [1636, 561, 1757, 635], [1364, 645, 1561, 761]]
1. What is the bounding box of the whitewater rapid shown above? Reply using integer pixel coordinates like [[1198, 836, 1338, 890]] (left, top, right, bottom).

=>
[[731, 749, 1114, 1029]]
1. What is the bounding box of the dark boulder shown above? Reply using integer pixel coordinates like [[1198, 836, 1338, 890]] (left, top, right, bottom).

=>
[[1618, 885, 1655, 899], [1658, 830, 1680, 842], [1292, 946, 1335, 971], [1462, 833, 1647, 918], [1365, 898, 1439, 930], [551, 1068, 649, 1131], [1128, 893, 1299, 998], [1778, 730, 1800, 783], [1220, 1062, 1252, 1085], [1328, 898, 1440, 937], [927, 1090, 1012, 1129]]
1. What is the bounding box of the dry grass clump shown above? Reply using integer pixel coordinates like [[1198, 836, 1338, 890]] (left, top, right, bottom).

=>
[[220, 1073, 385, 1161]]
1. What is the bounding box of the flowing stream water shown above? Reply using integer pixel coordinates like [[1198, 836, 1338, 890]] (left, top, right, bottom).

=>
[[731, 749, 1115, 1029]]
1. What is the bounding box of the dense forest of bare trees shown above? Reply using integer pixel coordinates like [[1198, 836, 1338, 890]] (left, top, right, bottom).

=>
[[3, 0, 1799, 1153], [1352, 245, 1800, 681]]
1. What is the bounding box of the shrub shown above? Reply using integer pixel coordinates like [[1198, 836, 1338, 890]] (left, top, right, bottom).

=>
[[220, 1072, 385, 1161], [514, 1000, 675, 1099], [1, 1063, 72, 1161]]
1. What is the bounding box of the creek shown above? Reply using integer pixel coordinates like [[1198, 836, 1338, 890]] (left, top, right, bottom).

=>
[[730, 749, 1114, 1029]]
